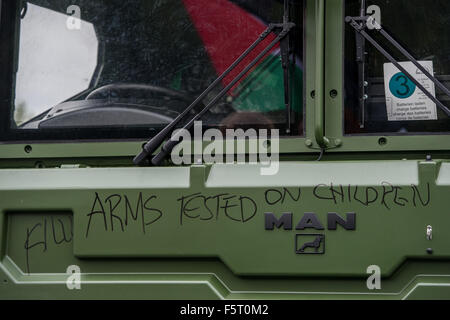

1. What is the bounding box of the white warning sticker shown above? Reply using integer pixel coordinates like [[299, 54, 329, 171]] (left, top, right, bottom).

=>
[[383, 61, 437, 121]]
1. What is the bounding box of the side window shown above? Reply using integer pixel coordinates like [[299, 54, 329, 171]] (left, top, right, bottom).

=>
[[344, 0, 450, 135], [5, 0, 305, 140]]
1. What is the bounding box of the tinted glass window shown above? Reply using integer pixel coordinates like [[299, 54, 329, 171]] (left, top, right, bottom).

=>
[[345, 0, 450, 135], [2, 0, 304, 141]]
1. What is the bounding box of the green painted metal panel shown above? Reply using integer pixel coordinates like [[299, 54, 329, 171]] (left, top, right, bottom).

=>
[[0, 160, 449, 299]]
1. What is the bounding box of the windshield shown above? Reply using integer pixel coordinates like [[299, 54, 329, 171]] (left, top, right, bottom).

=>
[[344, 0, 450, 135], [4, 0, 304, 140]]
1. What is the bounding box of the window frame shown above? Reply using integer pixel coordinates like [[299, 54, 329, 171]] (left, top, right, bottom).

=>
[[0, 0, 317, 160], [323, 0, 450, 153]]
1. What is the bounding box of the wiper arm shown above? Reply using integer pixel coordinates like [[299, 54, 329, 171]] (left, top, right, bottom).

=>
[[354, 0, 367, 128], [345, 13, 450, 117], [134, 1, 295, 166], [280, 0, 292, 134]]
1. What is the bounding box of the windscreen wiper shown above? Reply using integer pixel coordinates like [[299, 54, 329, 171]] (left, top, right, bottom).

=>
[[346, 12, 450, 117], [354, 0, 367, 128], [134, 0, 295, 166]]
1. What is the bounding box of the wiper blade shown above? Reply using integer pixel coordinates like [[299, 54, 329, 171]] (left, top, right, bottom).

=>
[[134, 1, 295, 166], [280, 0, 292, 134], [345, 13, 450, 117], [355, 0, 368, 128], [133, 25, 277, 166]]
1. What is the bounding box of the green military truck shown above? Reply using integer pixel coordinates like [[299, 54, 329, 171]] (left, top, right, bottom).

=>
[[0, 0, 449, 300]]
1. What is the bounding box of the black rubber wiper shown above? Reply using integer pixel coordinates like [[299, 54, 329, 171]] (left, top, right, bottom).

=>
[[280, 0, 293, 134], [354, 0, 368, 128], [346, 11, 450, 117], [134, 0, 295, 166]]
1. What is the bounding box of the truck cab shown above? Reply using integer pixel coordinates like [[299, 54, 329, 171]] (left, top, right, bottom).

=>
[[0, 0, 449, 299]]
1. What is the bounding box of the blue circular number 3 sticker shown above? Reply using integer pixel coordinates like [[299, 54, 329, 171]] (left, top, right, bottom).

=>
[[389, 72, 416, 99]]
